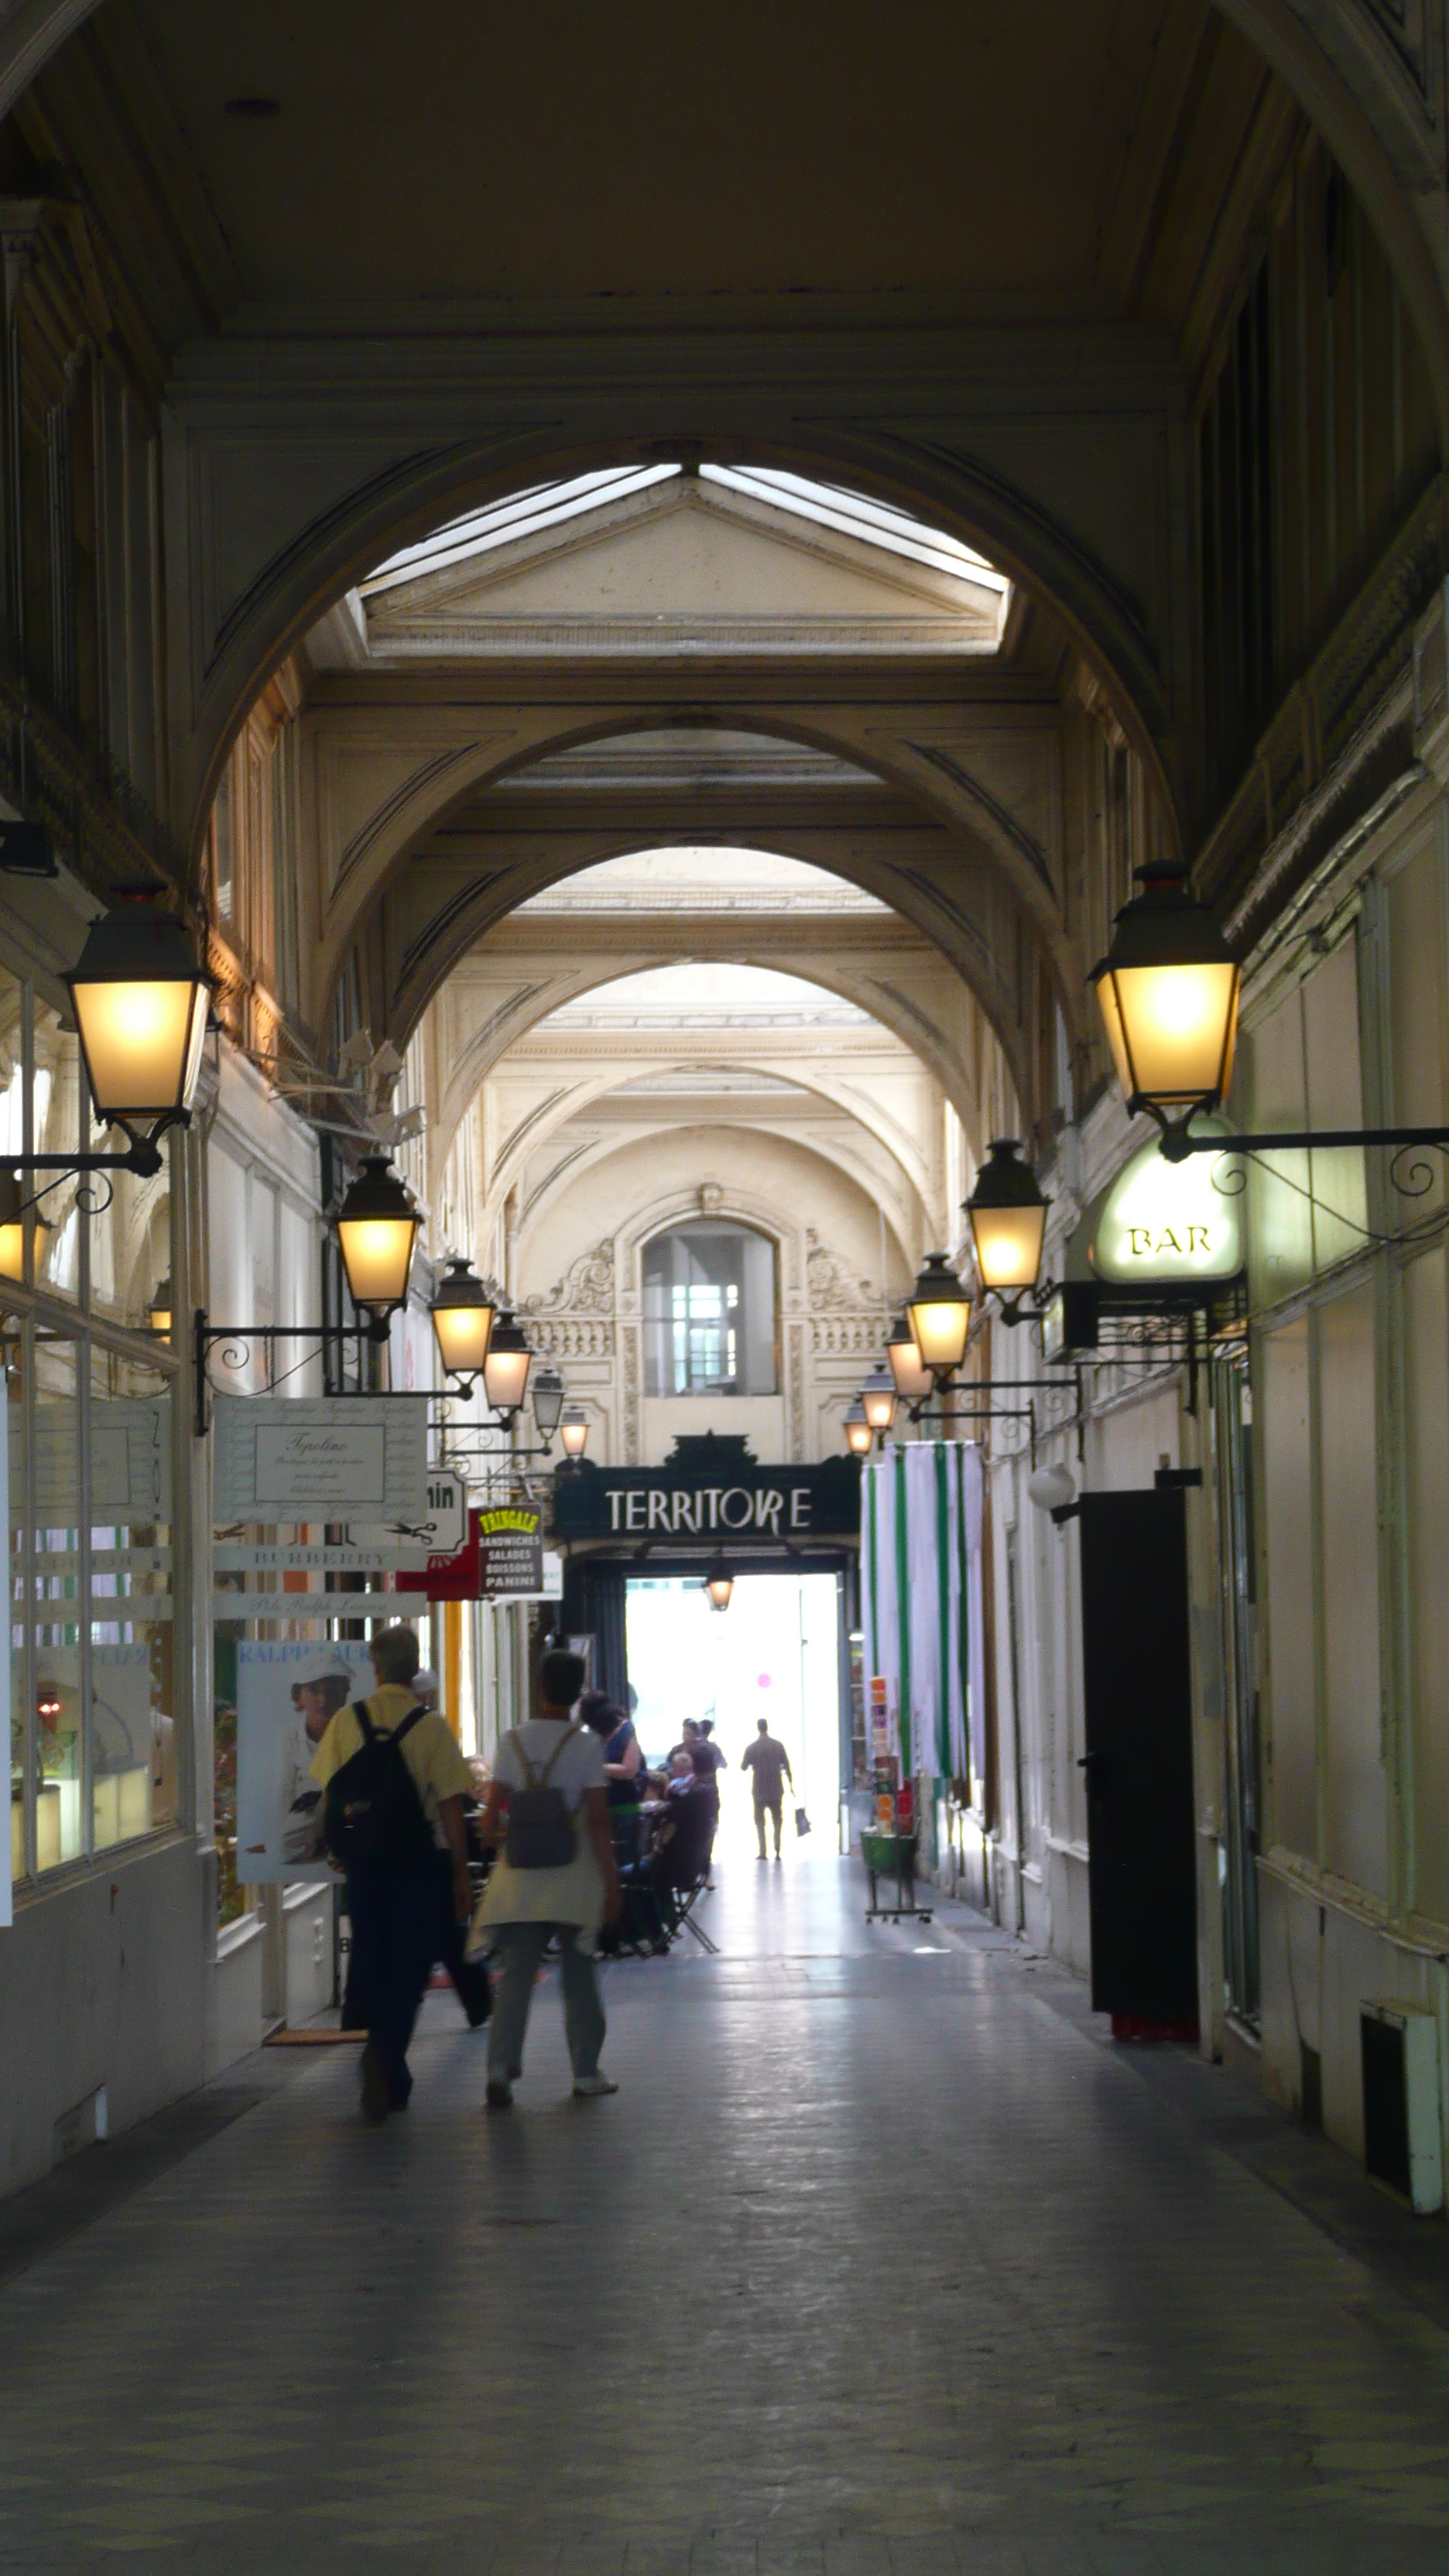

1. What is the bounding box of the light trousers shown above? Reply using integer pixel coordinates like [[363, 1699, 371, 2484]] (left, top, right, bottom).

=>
[[487, 1922, 605, 2083]]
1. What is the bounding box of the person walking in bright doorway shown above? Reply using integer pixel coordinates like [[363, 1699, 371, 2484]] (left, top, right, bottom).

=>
[[742, 1718, 793, 1860]]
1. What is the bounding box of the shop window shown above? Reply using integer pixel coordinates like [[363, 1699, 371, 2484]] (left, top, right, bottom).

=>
[[33, 1334, 82, 1870], [89, 1346, 174, 1848], [3, 952, 183, 1893], [642, 1221, 777, 1396]]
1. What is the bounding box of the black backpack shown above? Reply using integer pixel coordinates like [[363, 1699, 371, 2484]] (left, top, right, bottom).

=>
[[503, 1725, 582, 1870], [322, 1701, 433, 1872]]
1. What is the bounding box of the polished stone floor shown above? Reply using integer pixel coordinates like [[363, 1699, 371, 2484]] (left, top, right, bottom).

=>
[[3, 1841, 1449, 2574]]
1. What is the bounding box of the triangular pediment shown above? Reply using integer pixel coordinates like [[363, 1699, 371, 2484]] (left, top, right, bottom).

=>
[[349, 474, 1007, 662]]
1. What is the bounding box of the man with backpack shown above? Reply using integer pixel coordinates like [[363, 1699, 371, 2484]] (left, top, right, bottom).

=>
[[471, 1647, 622, 2108], [310, 1623, 475, 2122]]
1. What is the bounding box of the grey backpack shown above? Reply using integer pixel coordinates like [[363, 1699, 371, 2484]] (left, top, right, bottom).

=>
[[504, 1726, 581, 1869]]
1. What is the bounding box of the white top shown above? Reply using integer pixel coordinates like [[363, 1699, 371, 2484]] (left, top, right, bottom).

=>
[[491, 1718, 605, 1807], [473, 1718, 608, 1937]]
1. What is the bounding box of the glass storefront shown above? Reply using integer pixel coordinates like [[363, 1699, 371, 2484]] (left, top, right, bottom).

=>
[[3, 957, 182, 1894]]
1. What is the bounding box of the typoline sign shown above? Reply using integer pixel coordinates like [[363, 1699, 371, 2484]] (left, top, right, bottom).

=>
[[1090, 1121, 1244, 1285]]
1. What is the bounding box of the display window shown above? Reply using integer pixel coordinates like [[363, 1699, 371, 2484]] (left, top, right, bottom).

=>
[[1, 955, 184, 1896]]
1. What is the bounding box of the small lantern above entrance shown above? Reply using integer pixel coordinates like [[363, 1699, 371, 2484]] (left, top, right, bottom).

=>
[[558, 1404, 591, 1461], [704, 1553, 734, 1612]]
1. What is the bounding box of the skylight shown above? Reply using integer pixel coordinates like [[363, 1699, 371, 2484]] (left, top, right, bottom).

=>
[[362, 466, 682, 596], [361, 462, 1005, 601], [700, 466, 1009, 592]]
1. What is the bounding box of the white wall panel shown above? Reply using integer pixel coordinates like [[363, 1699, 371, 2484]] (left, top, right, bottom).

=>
[[1260, 1317, 1317, 1864], [1318, 1284, 1386, 1899]]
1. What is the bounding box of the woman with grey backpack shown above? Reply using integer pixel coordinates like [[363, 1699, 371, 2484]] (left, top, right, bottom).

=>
[[471, 1648, 622, 2108]]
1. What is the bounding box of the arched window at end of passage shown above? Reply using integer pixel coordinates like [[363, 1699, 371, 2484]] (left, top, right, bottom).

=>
[[641, 1219, 778, 1399]]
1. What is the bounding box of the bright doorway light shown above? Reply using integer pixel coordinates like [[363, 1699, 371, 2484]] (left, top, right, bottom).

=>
[[625, 1571, 841, 1857]]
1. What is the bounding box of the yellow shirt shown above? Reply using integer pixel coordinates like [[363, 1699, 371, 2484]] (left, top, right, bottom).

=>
[[310, 1684, 473, 1831]]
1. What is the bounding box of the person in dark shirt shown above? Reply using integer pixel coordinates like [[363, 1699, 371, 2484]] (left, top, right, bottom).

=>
[[742, 1718, 793, 1859], [579, 1688, 643, 1807]]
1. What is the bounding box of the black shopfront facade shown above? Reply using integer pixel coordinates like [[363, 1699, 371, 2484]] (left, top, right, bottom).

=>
[[553, 1434, 862, 1712]]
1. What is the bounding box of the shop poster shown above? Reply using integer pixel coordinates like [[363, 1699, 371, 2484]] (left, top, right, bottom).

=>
[[235, 1640, 375, 1884]]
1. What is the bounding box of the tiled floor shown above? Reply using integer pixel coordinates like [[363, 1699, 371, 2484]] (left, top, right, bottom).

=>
[[3, 1846, 1449, 2573]]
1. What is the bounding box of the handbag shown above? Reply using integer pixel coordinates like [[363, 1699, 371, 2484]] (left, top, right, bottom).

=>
[[794, 1804, 812, 1838]]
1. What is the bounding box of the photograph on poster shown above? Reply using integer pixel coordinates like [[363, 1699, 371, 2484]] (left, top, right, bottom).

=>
[[235, 1641, 375, 1884]]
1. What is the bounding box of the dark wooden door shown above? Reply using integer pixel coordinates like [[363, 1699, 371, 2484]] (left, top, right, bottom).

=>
[[1077, 1488, 1198, 2030]]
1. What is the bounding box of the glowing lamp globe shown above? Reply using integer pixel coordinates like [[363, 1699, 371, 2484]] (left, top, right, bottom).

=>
[[861, 1367, 898, 1434], [885, 1312, 932, 1400], [844, 1398, 874, 1458], [906, 1252, 972, 1377], [337, 1156, 420, 1317], [704, 1555, 734, 1612], [966, 1139, 1050, 1296], [65, 900, 209, 1129], [430, 1256, 495, 1385], [481, 1308, 533, 1418], [1091, 862, 1239, 1113], [559, 1405, 590, 1461]]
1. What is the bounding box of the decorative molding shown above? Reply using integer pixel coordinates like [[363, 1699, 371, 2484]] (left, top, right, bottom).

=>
[[522, 1236, 617, 1318], [810, 1313, 889, 1358], [786, 1320, 807, 1461], [526, 1317, 615, 1361], [806, 1226, 879, 1312], [621, 1324, 641, 1464]]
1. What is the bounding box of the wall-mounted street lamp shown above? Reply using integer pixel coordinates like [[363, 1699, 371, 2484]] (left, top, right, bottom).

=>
[[194, 1150, 423, 1433], [1090, 862, 1238, 1149], [8, 896, 211, 1190], [430, 1255, 495, 1391], [860, 1366, 898, 1436], [335, 1156, 420, 1327], [531, 1363, 565, 1443], [704, 1553, 734, 1612], [1091, 862, 1449, 1172], [885, 1311, 932, 1402], [906, 1252, 972, 1382], [843, 1397, 874, 1458], [558, 1404, 591, 1461], [965, 1139, 1051, 1323], [481, 1306, 533, 1423], [148, 1276, 173, 1336]]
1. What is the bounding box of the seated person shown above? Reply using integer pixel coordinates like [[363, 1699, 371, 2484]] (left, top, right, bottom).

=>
[[634, 1750, 718, 1890]]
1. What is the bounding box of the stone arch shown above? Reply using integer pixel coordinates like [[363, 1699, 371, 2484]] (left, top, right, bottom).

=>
[[465, 1049, 941, 1257], [328, 707, 1054, 1124], [427, 947, 995, 1192], [187, 426, 1187, 878]]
